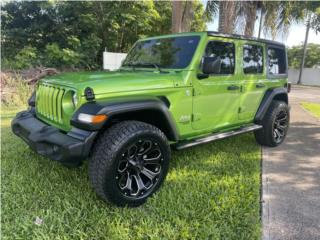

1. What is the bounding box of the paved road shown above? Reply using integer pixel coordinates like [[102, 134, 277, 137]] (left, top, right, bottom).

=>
[[262, 85, 320, 240]]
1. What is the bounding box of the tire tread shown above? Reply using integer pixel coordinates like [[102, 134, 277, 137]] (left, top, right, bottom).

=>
[[255, 100, 289, 147], [88, 120, 170, 207]]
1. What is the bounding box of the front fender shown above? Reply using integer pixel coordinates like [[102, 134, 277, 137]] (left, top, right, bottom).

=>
[[70, 97, 179, 141]]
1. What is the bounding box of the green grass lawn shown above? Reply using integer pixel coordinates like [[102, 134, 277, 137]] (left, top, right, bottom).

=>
[[1, 106, 261, 240], [301, 102, 320, 119]]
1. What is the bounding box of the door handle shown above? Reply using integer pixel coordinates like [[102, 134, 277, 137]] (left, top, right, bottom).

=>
[[256, 83, 265, 88], [227, 85, 239, 91]]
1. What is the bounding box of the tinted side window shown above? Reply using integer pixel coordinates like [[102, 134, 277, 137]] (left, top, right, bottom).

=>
[[204, 41, 235, 74], [243, 44, 264, 74], [268, 47, 287, 75]]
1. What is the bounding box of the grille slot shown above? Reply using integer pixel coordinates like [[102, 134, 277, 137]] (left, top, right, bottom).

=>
[[36, 84, 65, 124]]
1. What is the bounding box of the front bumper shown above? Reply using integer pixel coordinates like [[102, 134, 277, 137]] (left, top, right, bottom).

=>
[[11, 110, 97, 164]]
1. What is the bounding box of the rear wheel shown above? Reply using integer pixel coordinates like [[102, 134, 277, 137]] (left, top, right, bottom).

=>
[[88, 121, 170, 207], [255, 100, 290, 147]]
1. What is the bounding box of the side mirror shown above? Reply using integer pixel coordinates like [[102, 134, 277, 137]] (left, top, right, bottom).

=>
[[202, 56, 221, 74]]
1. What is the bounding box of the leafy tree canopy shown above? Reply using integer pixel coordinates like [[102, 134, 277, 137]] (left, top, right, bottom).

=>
[[287, 43, 320, 69], [1, 1, 207, 70]]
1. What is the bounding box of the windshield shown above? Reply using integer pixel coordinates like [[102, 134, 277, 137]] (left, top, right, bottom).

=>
[[122, 36, 200, 69]]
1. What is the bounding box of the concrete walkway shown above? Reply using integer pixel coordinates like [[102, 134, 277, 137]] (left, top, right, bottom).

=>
[[262, 85, 320, 240]]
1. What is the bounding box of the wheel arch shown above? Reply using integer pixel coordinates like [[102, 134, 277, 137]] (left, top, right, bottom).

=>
[[255, 87, 288, 123], [71, 97, 179, 141]]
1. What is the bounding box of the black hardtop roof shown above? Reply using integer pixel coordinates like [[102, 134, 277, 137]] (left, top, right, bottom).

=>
[[207, 31, 286, 48]]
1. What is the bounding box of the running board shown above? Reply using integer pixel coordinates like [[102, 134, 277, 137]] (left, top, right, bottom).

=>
[[175, 124, 262, 150]]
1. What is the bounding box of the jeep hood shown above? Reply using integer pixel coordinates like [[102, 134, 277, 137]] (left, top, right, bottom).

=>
[[41, 71, 178, 95]]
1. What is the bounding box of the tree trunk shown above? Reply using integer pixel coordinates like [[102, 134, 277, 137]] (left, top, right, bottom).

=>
[[218, 1, 237, 34], [258, 7, 264, 38], [172, 1, 183, 33], [244, 2, 257, 37], [94, 2, 108, 50], [181, 1, 194, 32], [171, 1, 194, 33], [298, 14, 311, 85]]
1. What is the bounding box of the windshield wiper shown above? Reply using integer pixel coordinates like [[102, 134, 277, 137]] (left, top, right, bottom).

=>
[[122, 63, 136, 71], [127, 62, 168, 73]]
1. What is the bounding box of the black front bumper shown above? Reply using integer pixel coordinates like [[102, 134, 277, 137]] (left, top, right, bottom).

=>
[[11, 110, 97, 164]]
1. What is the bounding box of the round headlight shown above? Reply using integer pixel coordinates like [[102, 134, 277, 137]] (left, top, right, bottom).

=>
[[62, 90, 78, 114], [72, 92, 78, 107]]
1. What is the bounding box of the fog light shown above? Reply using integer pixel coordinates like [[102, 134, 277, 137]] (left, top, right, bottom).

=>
[[78, 113, 107, 124], [53, 145, 59, 153]]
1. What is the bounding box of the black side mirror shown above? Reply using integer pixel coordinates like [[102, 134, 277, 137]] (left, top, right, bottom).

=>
[[202, 56, 221, 74]]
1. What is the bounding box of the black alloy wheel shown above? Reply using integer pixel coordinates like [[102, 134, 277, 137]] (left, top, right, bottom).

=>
[[273, 109, 289, 144], [116, 139, 163, 198]]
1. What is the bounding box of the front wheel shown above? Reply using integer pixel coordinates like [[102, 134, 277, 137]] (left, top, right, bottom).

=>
[[255, 100, 290, 147], [88, 121, 170, 207]]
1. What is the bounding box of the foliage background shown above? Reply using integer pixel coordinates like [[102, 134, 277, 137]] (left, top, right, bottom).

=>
[[287, 43, 320, 69], [2, 1, 320, 71], [1, 1, 207, 70]]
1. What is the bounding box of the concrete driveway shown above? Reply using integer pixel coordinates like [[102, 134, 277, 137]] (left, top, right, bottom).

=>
[[262, 85, 320, 240]]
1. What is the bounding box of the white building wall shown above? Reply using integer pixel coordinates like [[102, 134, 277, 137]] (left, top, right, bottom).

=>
[[103, 51, 127, 71], [289, 68, 320, 86]]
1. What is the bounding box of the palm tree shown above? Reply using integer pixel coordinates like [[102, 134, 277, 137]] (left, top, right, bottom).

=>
[[239, 1, 264, 37], [218, 1, 237, 34], [204, 0, 319, 39], [204, 0, 238, 34], [235, 1, 294, 38], [171, 1, 194, 33], [259, 1, 317, 39]]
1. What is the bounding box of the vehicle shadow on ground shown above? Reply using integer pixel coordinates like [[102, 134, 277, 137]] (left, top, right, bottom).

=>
[[169, 134, 260, 177]]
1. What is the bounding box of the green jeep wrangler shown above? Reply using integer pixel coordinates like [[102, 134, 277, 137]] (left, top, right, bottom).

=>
[[12, 32, 290, 207]]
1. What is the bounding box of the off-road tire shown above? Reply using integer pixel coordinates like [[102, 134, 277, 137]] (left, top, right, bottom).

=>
[[88, 121, 170, 207], [61, 161, 83, 168], [255, 100, 290, 147]]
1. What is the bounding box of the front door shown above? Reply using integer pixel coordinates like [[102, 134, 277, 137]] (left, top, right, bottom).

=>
[[192, 40, 241, 132]]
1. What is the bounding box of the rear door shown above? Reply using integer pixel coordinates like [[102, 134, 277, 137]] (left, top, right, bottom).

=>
[[192, 39, 241, 131], [239, 42, 268, 121]]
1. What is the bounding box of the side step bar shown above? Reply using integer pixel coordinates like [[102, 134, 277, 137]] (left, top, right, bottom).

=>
[[175, 124, 262, 150]]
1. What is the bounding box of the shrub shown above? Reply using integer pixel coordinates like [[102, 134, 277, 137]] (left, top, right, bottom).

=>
[[44, 43, 82, 69], [1, 73, 33, 107], [2, 46, 38, 70]]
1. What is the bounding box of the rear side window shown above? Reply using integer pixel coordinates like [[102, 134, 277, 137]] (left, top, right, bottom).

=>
[[268, 47, 287, 75], [243, 44, 264, 74], [204, 41, 235, 74]]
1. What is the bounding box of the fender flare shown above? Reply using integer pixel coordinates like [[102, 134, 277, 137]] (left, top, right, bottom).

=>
[[70, 97, 179, 141], [254, 87, 288, 123]]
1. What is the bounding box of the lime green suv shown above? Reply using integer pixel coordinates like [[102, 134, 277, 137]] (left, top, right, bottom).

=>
[[12, 32, 290, 206]]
